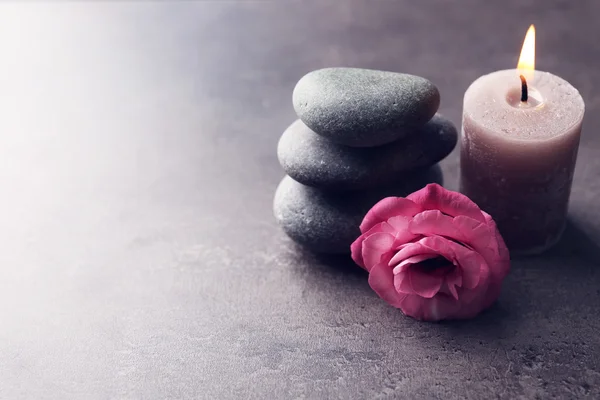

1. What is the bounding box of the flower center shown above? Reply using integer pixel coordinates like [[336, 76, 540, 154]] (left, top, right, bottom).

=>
[[417, 256, 452, 273]]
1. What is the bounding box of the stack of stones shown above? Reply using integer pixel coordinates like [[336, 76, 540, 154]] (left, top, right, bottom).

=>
[[273, 68, 457, 254]]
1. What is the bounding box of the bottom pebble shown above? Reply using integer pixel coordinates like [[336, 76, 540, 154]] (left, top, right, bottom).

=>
[[273, 165, 443, 254]]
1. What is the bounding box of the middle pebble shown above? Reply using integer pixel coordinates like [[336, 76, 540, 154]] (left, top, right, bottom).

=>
[[278, 114, 457, 191]]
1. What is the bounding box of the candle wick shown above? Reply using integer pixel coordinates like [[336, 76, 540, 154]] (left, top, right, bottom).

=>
[[520, 74, 528, 102]]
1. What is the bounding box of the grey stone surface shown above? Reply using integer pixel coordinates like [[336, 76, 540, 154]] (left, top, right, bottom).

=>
[[3, 2, 600, 400], [273, 166, 443, 253], [278, 115, 457, 190], [293, 67, 440, 147]]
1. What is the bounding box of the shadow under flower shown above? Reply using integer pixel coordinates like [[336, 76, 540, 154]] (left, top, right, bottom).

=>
[[438, 217, 600, 337], [282, 200, 600, 346], [288, 241, 367, 279]]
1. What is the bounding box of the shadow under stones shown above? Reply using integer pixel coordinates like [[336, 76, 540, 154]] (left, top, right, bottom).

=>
[[290, 241, 368, 279], [312, 252, 369, 278]]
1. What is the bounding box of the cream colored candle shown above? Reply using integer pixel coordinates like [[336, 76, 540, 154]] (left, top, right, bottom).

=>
[[460, 26, 585, 255]]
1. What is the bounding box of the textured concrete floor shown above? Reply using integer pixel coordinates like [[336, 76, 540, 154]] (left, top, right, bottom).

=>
[[1, 1, 600, 399]]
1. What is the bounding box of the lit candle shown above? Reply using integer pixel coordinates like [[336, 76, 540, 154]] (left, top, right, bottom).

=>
[[460, 25, 585, 255]]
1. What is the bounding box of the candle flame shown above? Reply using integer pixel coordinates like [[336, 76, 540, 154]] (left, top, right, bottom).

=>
[[517, 25, 535, 80]]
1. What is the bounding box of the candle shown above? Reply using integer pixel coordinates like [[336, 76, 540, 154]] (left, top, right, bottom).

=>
[[460, 25, 585, 255]]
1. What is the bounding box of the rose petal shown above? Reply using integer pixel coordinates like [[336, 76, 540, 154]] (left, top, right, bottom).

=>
[[357, 183, 511, 322], [386, 215, 419, 245], [398, 294, 427, 320], [392, 254, 437, 274], [408, 268, 444, 298], [479, 262, 503, 310], [451, 263, 493, 319], [394, 270, 415, 295], [482, 211, 511, 273], [444, 280, 460, 301], [453, 216, 494, 256], [450, 244, 483, 289], [359, 197, 422, 233], [418, 236, 487, 290], [398, 294, 460, 322], [445, 266, 463, 288], [368, 262, 405, 308], [386, 215, 411, 231], [361, 232, 396, 272], [350, 238, 366, 269], [393, 243, 414, 253], [453, 215, 510, 282], [418, 236, 456, 261], [409, 210, 462, 239], [389, 241, 436, 266], [351, 222, 395, 269], [407, 183, 486, 223]]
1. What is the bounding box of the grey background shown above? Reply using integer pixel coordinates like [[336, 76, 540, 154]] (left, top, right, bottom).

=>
[[1, 1, 599, 399]]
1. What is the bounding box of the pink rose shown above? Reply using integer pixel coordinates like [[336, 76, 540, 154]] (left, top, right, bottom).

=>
[[351, 183, 510, 321]]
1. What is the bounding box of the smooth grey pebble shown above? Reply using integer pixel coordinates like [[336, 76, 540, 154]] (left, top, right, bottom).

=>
[[273, 165, 443, 254], [277, 115, 457, 191], [293, 67, 440, 147]]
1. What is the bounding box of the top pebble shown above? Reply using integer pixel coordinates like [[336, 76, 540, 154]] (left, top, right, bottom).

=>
[[293, 68, 440, 147]]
